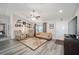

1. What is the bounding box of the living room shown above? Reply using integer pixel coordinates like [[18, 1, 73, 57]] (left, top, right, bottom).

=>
[[0, 3, 79, 55]]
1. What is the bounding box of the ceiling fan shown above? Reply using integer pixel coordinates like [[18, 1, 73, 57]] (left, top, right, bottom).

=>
[[26, 9, 47, 21]]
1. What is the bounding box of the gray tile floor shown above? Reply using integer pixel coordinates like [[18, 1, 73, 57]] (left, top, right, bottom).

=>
[[0, 39, 64, 55]]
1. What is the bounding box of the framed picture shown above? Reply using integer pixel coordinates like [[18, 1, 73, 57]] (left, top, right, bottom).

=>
[[49, 24, 54, 29], [15, 24, 23, 27]]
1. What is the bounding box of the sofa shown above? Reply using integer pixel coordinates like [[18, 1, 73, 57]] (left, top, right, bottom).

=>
[[36, 32, 52, 41]]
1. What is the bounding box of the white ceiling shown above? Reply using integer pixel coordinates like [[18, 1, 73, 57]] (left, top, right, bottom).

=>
[[0, 3, 78, 21]]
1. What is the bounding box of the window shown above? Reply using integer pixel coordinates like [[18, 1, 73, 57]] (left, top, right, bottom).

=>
[[36, 23, 43, 32]]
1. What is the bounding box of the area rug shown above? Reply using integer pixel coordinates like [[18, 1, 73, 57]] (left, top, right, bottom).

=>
[[20, 37, 47, 50]]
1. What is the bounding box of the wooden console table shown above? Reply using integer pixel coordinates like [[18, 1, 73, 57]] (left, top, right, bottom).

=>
[[64, 36, 79, 55]]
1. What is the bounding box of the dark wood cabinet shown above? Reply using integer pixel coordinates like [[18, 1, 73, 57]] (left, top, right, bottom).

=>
[[64, 37, 79, 55]]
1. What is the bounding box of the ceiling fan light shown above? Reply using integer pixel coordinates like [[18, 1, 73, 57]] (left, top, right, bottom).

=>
[[35, 16, 40, 19], [59, 10, 63, 13]]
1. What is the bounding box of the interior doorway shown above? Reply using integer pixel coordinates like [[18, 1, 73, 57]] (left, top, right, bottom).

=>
[[0, 24, 5, 37]]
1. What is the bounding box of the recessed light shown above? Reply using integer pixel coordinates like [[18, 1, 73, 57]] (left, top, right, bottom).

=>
[[59, 10, 63, 13]]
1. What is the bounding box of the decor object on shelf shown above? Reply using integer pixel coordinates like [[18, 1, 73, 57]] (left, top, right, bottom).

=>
[[17, 19, 22, 23], [23, 21, 26, 25], [15, 24, 23, 27], [15, 19, 23, 27]]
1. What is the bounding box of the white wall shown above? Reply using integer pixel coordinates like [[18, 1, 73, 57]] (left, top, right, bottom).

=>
[[10, 14, 30, 39], [45, 20, 56, 39], [0, 4, 74, 40], [0, 6, 28, 39], [0, 13, 69, 40], [55, 20, 68, 40], [74, 6, 79, 35], [0, 4, 29, 39], [46, 20, 68, 40], [10, 14, 35, 39], [68, 17, 77, 34], [0, 15, 10, 37]]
